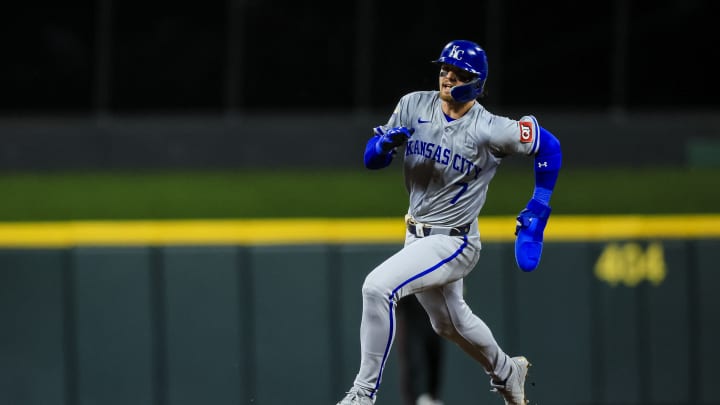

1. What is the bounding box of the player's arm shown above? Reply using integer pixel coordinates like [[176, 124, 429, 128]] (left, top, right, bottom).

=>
[[515, 125, 562, 272], [531, 126, 562, 204], [363, 126, 414, 170]]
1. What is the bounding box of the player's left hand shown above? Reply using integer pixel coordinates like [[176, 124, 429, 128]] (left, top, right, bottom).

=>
[[514, 198, 552, 272]]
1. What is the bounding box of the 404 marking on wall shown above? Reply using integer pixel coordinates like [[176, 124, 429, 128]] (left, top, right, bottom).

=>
[[594, 242, 666, 287]]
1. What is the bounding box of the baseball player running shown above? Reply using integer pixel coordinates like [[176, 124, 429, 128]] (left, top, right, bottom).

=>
[[336, 40, 562, 405]]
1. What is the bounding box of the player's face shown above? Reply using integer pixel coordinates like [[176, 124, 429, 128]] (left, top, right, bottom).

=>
[[438, 64, 477, 102]]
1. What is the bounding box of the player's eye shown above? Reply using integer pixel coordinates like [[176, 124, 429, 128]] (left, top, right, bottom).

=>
[[439, 66, 476, 83]]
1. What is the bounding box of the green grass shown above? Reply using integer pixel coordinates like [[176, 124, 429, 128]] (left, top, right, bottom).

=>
[[0, 166, 717, 221], [487, 166, 720, 215]]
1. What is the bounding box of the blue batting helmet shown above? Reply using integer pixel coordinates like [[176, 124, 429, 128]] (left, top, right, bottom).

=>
[[433, 40, 488, 102], [432, 40, 488, 80]]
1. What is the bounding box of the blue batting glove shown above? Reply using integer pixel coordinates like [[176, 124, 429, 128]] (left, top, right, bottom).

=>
[[374, 126, 414, 153], [514, 198, 552, 272]]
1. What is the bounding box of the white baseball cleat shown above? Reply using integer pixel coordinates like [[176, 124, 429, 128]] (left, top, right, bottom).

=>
[[490, 356, 531, 405], [336, 386, 375, 405]]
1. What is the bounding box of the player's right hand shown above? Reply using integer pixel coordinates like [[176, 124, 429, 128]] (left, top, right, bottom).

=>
[[374, 126, 414, 153]]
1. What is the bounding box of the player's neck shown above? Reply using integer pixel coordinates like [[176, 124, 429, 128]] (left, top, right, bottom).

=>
[[442, 100, 475, 120]]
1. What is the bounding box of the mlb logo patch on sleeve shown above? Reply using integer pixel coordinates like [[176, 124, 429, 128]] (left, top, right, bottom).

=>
[[519, 121, 534, 143]]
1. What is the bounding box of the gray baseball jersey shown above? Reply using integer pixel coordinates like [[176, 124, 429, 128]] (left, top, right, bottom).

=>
[[345, 91, 541, 402], [383, 90, 540, 230]]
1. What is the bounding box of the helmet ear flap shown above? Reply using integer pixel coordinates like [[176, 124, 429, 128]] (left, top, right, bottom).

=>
[[450, 76, 486, 102]]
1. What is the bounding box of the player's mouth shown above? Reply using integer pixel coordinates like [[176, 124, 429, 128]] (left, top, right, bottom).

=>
[[441, 83, 454, 93]]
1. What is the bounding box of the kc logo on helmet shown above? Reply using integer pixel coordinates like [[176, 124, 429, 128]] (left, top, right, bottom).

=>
[[448, 46, 465, 60], [519, 121, 533, 143]]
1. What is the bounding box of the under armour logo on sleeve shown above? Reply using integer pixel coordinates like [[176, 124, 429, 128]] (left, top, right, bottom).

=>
[[537, 161, 548, 168]]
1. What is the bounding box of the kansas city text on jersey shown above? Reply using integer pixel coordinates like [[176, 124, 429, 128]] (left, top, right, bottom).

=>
[[404, 139, 481, 179]]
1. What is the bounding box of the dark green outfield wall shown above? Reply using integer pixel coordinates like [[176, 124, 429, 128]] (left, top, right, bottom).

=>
[[1, 240, 719, 405]]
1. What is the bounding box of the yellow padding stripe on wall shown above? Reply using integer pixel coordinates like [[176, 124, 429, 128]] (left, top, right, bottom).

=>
[[0, 215, 718, 247]]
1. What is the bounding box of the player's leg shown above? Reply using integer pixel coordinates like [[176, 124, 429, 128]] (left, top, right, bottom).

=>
[[415, 279, 513, 382], [416, 279, 532, 404], [346, 235, 478, 401]]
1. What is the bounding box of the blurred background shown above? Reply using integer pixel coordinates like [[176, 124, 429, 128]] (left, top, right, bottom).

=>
[[0, 0, 718, 172], [1, 1, 719, 405]]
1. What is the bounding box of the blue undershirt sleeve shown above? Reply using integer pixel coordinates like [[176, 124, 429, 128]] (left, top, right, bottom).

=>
[[532, 126, 562, 204]]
